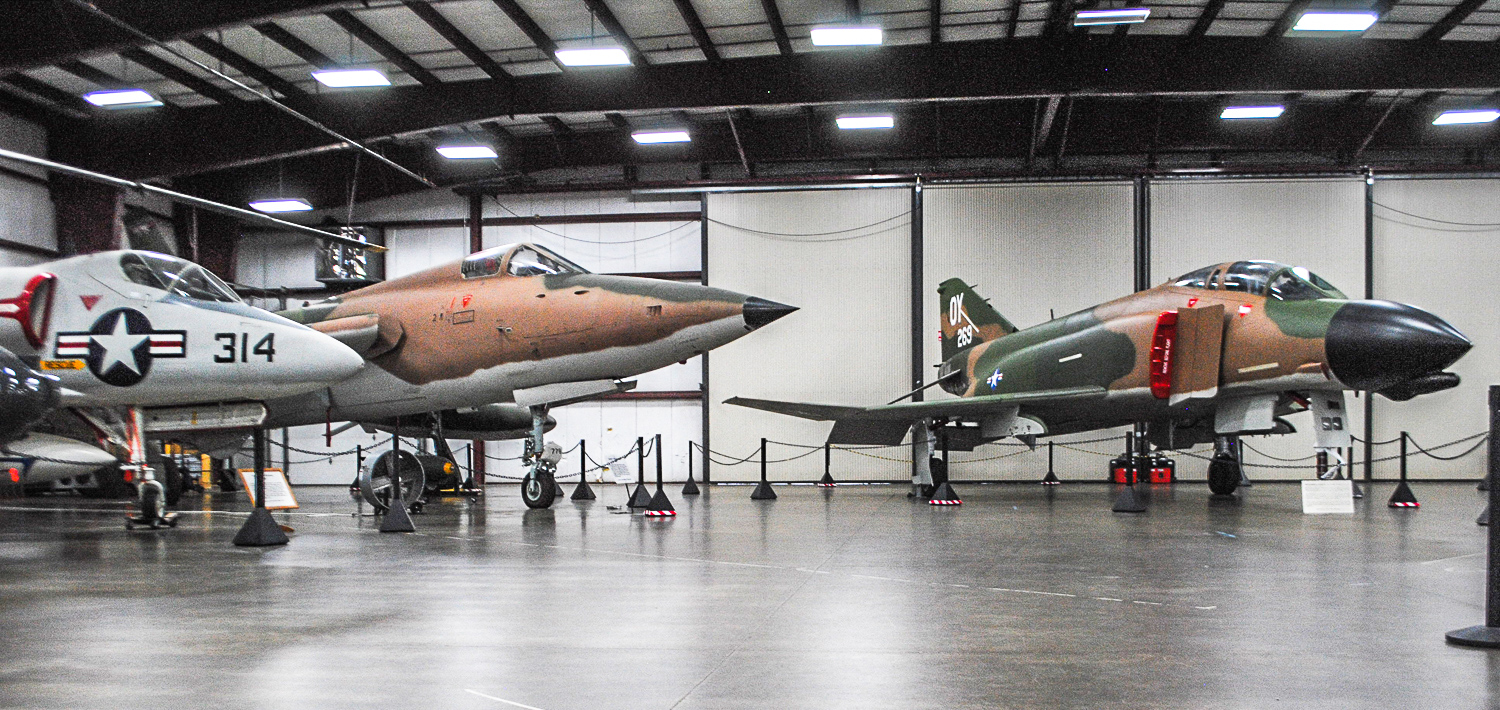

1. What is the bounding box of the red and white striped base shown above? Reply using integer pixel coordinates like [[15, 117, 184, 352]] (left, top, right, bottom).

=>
[[929, 498, 962, 506], [1388, 501, 1420, 508], [645, 510, 677, 517]]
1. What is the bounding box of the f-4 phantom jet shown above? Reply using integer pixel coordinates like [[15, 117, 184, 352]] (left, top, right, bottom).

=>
[[729, 261, 1470, 494]]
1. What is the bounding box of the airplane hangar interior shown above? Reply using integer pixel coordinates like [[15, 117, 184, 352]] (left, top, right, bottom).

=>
[[3, 0, 1500, 707]]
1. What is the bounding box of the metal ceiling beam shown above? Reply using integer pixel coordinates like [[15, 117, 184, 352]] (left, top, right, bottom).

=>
[[760, 0, 794, 56], [581, 0, 647, 65], [490, 0, 557, 55], [1006, 0, 1021, 39], [253, 22, 336, 68], [53, 36, 1500, 180], [541, 115, 572, 135], [1188, 0, 1227, 38], [0, 73, 91, 114], [184, 35, 307, 98], [605, 112, 629, 129], [58, 60, 124, 88], [121, 47, 244, 105], [846, 0, 862, 21], [326, 9, 441, 86], [0, 0, 353, 73], [1422, 0, 1488, 42], [1043, 0, 1075, 37], [671, 0, 721, 63], [1266, 0, 1313, 37], [930, 0, 941, 44], [403, 1, 512, 83]]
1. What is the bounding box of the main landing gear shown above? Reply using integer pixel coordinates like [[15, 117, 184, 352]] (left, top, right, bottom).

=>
[[119, 407, 176, 529], [520, 405, 560, 509], [1207, 435, 1243, 496]]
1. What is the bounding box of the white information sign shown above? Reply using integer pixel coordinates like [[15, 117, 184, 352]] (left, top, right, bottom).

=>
[[1301, 479, 1354, 514], [610, 463, 632, 485], [236, 468, 300, 510]]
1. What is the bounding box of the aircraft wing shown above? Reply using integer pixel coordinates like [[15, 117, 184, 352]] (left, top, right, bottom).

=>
[[724, 386, 1108, 444]]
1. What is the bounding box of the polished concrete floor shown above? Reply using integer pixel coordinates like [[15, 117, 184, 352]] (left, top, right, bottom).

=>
[[1, 480, 1498, 709]]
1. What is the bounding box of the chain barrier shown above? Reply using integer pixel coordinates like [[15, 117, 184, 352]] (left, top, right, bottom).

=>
[[1405, 432, 1490, 462]]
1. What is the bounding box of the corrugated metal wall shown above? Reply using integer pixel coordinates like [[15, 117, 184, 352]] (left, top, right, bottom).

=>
[[1370, 179, 1499, 479], [707, 188, 912, 481], [1151, 178, 1368, 480], [923, 183, 1135, 480]]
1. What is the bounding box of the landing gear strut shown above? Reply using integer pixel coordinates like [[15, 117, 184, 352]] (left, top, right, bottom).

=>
[[520, 405, 558, 509], [121, 408, 176, 529], [1207, 435, 1242, 496]]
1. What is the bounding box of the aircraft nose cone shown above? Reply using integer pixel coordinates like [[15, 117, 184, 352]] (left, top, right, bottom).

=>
[[742, 297, 798, 329], [1325, 300, 1471, 392], [300, 331, 366, 384]]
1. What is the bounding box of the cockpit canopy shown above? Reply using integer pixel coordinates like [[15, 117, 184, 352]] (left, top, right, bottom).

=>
[[119, 251, 241, 303], [1170, 261, 1346, 301], [461, 243, 590, 279]]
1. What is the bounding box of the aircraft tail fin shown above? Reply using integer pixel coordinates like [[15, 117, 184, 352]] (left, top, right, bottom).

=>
[[939, 278, 1016, 362]]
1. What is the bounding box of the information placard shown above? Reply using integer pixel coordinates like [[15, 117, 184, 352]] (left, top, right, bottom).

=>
[[1301, 479, 1354, 514], [236, 468, 299, 510]]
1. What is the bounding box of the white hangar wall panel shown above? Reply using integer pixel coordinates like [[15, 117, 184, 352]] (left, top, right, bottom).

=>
[[1151, 178, 1367, 480], [0, 112, 54, 266], [235, 234, 322, 290], [707, 189, 911, 481], [1370, 179, 1499, 480], [923, 183, 1135, 481]]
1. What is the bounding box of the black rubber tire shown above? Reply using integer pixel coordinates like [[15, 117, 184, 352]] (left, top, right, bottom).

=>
[[140, 484, 165, 526], [161, 458, 183, 507], [1207, 455, 1240, 495], [521, 469, 556, 509]]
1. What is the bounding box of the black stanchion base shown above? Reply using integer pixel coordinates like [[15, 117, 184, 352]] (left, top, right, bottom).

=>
[[682, 476, 700, 495], [1388, 480, 1421, 508], [1040, 471, 1061, 486], [1480, 478, 1490, 492], [570, 480, 597, 501], [817, 472, 836, 487], [1446, 625, 1500, 648], [645, 489, 677, 517], [233, 508, 289, 546], [628, 484, 652, 508], [553, 480, 566, 498], [929, 482, 962, 506], [750, 481, 777, 500], [1351, 481, 1364, 499], [1238, 471, 1253, 489], [1478, 505, 1489, 526], [1112, 485, 1147, 513], [379, 503, 416, 533]]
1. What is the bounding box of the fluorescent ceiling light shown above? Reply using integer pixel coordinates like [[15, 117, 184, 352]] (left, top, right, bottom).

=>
[[249, 198, 314, 213], [1221, 105, 1285, 120], [1433, 110, 1500, 125], [311, 69, 391, 88], [810, 26, 884, 46], [836, 115, 894, 130], [554, 48, 631, 66], [632, 130, 691, 144], [82, 89, 161, 108], [437, 145, 499, 159], [1073, 8, 1151, 25], [1291, 11, 1378, 31]]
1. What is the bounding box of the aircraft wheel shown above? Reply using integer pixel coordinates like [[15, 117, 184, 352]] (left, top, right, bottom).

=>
[[1207, 455, 1240, 495], [139, 484, 165, 526], [521, 469, 556, 509]]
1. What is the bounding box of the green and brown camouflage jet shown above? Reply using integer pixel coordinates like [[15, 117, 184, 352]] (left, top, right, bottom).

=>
[[728, 261, 1470, 494]]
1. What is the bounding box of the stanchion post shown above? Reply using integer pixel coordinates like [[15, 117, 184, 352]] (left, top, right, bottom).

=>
[[233, 428, 288, 546], [1446, 385, 1500, 647], [1401, 432, 1408, 482], [752, 437, 776, 499], [379, 422, 416, 532]]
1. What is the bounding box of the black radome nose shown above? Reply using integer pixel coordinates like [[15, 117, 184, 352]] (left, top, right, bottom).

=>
[[742, 297, 798, 329], [1325, 300, 1471, 392]]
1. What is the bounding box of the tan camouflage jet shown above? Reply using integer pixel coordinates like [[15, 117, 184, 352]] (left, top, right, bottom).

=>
[[273, 242, 795, 507], [729, 261, 1470, 495]]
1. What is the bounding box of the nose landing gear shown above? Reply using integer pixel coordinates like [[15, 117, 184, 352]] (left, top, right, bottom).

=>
[[1207, 435, 1243, 496], [520, 405, 559, 509]]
